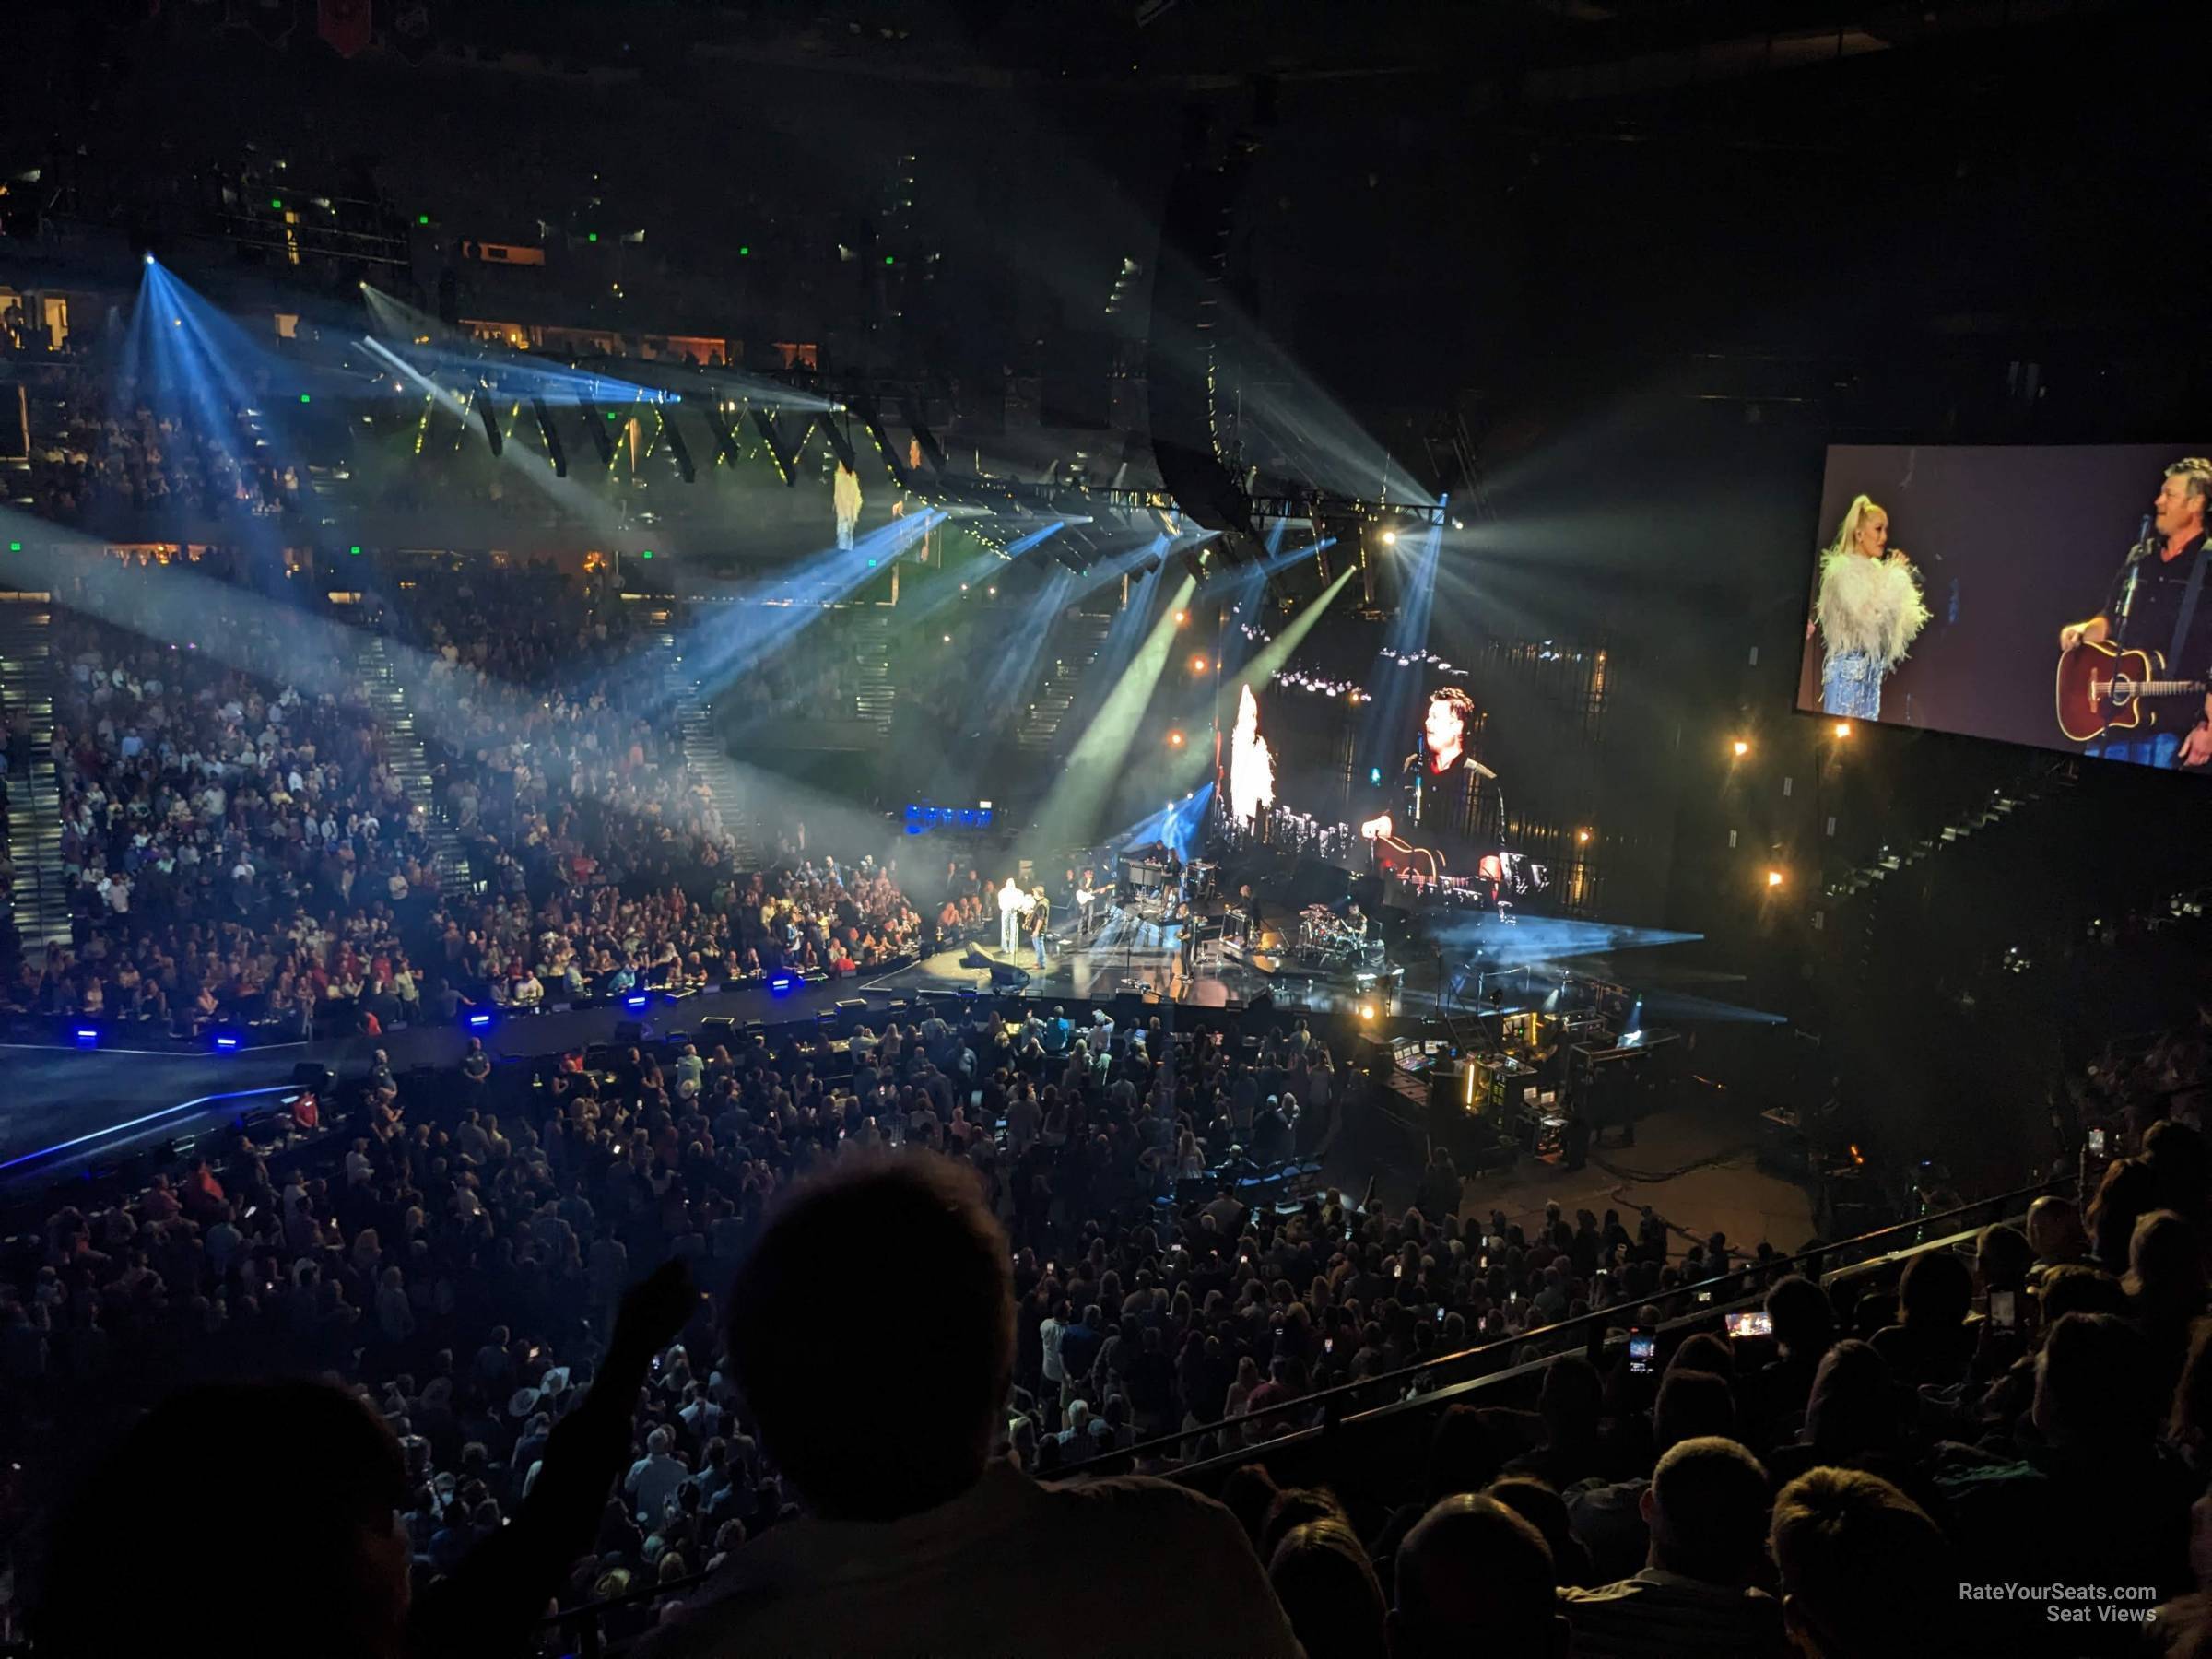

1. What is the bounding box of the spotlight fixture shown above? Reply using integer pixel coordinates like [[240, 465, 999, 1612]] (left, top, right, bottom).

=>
[[1167, 730, 1185, 747], [1191, 654, 1207, 673], [1732, 739, 1750, 757], [1576, 829, 1591, 844], [1832, 722, 1852, 739], [1767, 869, 1785, 888], [1381, 530, 1398, 546], [1174, 610, 1189, 626]]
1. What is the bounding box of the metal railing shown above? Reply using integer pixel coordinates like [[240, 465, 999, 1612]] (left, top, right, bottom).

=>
[[1066, 1173, 2076, 1482]]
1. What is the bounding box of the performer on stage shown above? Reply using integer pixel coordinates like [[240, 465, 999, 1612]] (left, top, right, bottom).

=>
[[1810, 493, 1929, 720], [1077, 870, 1100, 935], [1029, 887, 1052, 968], [998, 877, 1027, 954], [2057, 457, 2212, 768]]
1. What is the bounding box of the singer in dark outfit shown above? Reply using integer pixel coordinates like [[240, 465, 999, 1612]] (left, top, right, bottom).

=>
[[2058, 457, 2212, 768]]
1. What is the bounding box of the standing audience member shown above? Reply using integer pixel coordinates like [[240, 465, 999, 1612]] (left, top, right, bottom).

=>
[[637, 1157, 1301, 1657]]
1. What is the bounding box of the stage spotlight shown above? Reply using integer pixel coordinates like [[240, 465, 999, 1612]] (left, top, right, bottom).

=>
[[1731, 739, 1750, 758], [1175, 610, 1189, 626], [1359, 1005, 1375, 1021], [1381, 530, 1398, 546], [1766, 869, 1785, 888], [1832, 722, 1852, 739], [1576, 829, 1592, 844], [1167, 729, 1185, 747], [1190, 654, 1207, 673]]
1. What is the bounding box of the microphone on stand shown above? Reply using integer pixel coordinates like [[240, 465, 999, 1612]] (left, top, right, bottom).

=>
[[2118, 513, 2154, 631]]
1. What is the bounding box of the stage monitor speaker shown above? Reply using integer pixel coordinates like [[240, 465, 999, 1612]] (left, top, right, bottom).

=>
[[698, 1016, 736, 1036], [834, 998, 868, 1014], [290, 1063, 337, 1093], [960, 945, 994, 972], [989, 962, 1031, 992], [612, 1020, 646, 1046]]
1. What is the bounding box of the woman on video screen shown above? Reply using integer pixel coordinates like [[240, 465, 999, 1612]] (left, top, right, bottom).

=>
[[1812, 493, 1930, 719]]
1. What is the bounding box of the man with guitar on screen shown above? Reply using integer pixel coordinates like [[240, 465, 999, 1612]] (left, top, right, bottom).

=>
[[2056, 456, 2212, 769], [1359, 686, 1500, 880]]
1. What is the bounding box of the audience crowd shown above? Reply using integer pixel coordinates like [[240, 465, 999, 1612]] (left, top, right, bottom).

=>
[[2, 559, 924, 1033], [5, 994, 2204, 1655]]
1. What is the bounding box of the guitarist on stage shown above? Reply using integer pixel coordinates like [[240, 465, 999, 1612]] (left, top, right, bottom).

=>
[[2058, 457, 2212, 768]]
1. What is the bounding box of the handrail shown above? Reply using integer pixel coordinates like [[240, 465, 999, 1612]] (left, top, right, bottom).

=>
[[531, 1174, 2075, 1650], [1066, 1172, 2074, 1480]]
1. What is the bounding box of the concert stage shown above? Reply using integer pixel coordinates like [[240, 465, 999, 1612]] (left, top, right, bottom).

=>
[[0, 940, 1397, 1197], [867, 933, 1404, 1019]]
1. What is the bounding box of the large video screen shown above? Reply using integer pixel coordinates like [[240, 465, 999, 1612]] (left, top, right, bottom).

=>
[[1799, 444, 2212, 771], [1226, 680, 1550, 906]]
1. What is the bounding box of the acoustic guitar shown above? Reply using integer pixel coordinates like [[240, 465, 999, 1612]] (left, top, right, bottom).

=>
[[1359, 813, 1444, 882], [2054, 639, 2208, 744]]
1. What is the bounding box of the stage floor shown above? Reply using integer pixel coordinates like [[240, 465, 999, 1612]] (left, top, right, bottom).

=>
[[871, 933, 1400, 1019]]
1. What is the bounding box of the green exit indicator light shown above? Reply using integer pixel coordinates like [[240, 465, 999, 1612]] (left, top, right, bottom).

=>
[[6, 542, 19, 553], [418, 214, 430, 226], [588, 232, 599, 243], [640, 549, 654, 559], [884, 254, 895, 265], [270, 198, 284, 210], [348, 546, 362, 557], [299, 394, 312, 404], [738, 245, 750, 257]]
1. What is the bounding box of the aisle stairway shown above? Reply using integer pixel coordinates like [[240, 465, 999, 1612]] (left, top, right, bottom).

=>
[[660, 629, 761, 868], [351, 631, 473, 895], [1017, 611, 1114, 753], [850, 609, 894, 735], [0, 599, 71, 947]]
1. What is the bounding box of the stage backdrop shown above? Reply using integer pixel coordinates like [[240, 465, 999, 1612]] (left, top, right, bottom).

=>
[[1799, 442, 2212, 758]]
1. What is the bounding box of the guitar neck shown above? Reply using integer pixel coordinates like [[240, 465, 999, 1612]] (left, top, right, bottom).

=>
[[2121, 679, 2209, 696]]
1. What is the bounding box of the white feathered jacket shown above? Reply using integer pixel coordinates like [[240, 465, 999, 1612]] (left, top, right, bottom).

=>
[[1816, 550, 1930, 671]]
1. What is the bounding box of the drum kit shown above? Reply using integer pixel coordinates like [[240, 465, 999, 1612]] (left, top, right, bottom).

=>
[[1297, 904, 1385, 971]]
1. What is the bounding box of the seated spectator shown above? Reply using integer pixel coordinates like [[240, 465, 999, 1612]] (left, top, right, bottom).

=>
[[2127, 1209, 2206, 1397], [1941, 1312, 2196, 1654], [1267, 1517, 1389, 1659], [1568, 1366, 1737, 1585], [1769, 1467, 1957, 1659], [1389, 1493, 1568, 1658], [1751, 1274, 1836, 1444], [1558, 1436, 1785, 1657], [1499, 1353, 1606, 1487], [2024, 1194, 2088, 1279], [1868, 1248, 1975, 1389], [41, 1379, 416, 1658], [637, 1156, 1300, 1657]]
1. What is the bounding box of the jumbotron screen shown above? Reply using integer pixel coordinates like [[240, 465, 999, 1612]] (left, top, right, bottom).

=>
[[1228, 680, 1549, 904], [1798, 443, 2212, 772]]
